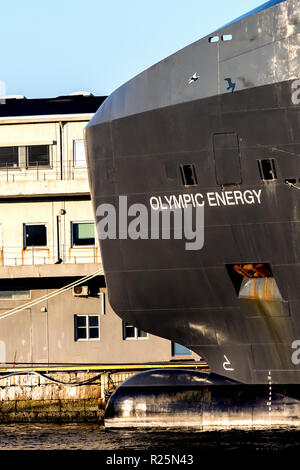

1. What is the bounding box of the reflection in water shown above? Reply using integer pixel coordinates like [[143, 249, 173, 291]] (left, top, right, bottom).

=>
[[0, 424, 299, 451]]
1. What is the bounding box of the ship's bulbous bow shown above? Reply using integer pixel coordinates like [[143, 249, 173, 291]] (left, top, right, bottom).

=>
[[104, 369, 300, 429]]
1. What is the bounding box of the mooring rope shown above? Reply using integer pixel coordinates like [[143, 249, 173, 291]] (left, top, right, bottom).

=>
[[286, 181, 300, 191], [0, 370, 103, 386], [0, 268, 104, 320]]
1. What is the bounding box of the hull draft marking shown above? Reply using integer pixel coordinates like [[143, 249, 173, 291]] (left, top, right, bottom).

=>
[[223, 355, 234, 372]]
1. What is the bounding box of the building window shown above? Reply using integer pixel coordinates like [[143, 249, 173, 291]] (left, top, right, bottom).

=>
[[73, 140, 86, 167], [0, 290, 30, 300], [71, 222, 95, 247], [0, 146, 19, 168], [171, 342, 192, 357], [100, 292, 106, 315], [0, 145, 51, 169], [27, 145, 50, 167], [74, 315, 100, 341], [122, 321, 148, 340], [24, 224, 47, 247]]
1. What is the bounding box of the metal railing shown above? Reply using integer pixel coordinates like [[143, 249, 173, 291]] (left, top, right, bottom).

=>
[[0, 162, 89, 182], [0, 245, 100, 266]]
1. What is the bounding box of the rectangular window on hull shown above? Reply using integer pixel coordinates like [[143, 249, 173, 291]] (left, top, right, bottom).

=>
[[122, 321, 148, 340], [24, 224, 47, 247], [258, 159, 277, 181], [74, 315, 100, 341], [180, 164, 197, 186], [71, 222, 95, 247]]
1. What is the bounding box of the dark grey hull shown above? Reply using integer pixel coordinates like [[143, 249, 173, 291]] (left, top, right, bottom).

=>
[[85, 0, 300, 384]]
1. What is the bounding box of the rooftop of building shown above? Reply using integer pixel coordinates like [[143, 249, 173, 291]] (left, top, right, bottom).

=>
[[0, 93, 106, 118]]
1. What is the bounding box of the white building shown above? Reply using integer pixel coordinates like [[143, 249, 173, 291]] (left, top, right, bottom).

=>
[[0, 94, 199, 366]]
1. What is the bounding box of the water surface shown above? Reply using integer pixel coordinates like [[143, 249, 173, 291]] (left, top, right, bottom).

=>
[[0, 424, 300, 452]]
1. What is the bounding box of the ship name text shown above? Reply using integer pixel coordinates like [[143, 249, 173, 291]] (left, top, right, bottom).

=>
[[150, 189, 262, 210]]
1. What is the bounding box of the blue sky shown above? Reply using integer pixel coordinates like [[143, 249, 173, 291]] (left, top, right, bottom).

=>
[[1, 0, 266, 98]]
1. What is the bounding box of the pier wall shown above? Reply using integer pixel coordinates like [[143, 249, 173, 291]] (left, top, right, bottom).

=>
[[0, 370, 135, 423]]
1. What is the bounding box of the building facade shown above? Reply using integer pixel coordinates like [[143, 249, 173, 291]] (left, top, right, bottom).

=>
[[0, 94, 199, 366]]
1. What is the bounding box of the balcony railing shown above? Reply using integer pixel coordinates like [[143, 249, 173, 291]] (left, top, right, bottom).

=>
[[0, 162, 89, 182], [0, 245, 101, 266]]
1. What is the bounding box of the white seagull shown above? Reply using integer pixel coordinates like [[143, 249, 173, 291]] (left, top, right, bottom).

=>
[[188, 73, 200, 84]]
